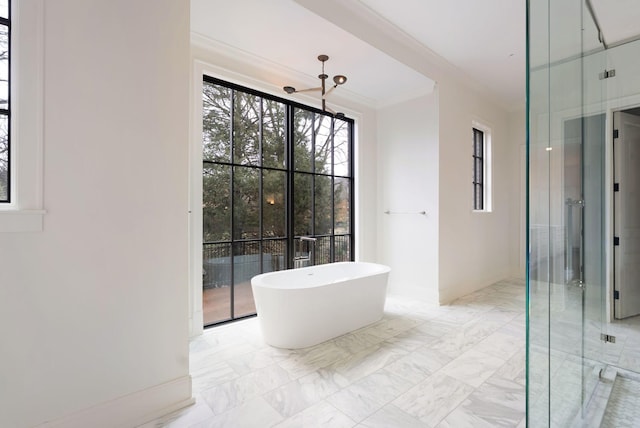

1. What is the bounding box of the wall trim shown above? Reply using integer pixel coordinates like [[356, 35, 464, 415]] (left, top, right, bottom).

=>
[[36, 376, 194, 428], [0, 209, 45, 232]]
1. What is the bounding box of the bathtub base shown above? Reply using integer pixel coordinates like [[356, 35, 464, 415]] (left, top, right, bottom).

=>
[[251, 262, 390, 349]]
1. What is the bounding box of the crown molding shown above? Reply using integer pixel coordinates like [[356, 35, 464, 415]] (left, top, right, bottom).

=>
[[293, 0, 512, 112]]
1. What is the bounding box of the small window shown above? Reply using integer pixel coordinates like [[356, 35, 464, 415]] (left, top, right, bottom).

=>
[[472, 126, 491, 211], [0, 0, 9, 202]]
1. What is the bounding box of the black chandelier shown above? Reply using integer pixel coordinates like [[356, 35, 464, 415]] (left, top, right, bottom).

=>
[[283, 54, 347, 118]]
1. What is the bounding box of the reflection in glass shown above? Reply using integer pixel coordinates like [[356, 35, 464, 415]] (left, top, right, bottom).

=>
[[314, 236, 331, 265], [262, 99, 286, 169], [294, 173, 312, 236], [263, 239, 287, 273], [334, 235, 351, 262], [233, 93, 260, 166], [202, 243, 231, 324], [203, 164, 231, 242], [315, 175, 332, 235], [334, 119, 350, 177], [263, 170, 286, 238], [203, 82, 231, 163], [233, 241, 259, 318], [233, 166, 259, 240], [294, 109, 314, 172], [334, 177, 350, 234], [314, 115, 332, 174]]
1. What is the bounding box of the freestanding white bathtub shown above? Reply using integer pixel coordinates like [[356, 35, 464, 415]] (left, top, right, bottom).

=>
[[251, 261, 391, 349]]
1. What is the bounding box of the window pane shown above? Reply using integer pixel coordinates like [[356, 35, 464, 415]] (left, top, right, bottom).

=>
[[233, 92, 260, 166], [203, 83, 231, 163], [233, 241, 259, 318], [0, 1, 7, 19], [262, 99, 286, 169], [335, 235, 351, 262], [314, 115, 332, 174], [334, 177, 350, 234], [233, 166, 260, 240], [294, 109, 313, 172], [315, 175, 332, 235], [294, 173, 312, 236], [334, 119, 350, 177], [203, 242, 231, 324], [0, 24, 8, 110], [263, 169, 286, 238], [314, 236, 332, 265], [263, 239, 287, 272], [203, 163, 231, 242]]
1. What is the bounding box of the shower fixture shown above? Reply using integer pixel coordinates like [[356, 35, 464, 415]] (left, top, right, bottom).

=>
[[283, 54, 347, 118]]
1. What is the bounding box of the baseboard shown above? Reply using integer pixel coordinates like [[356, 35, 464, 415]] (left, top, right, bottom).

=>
[[37, 375, 194, 428]]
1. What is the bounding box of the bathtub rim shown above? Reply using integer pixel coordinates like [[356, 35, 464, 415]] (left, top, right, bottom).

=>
[[251, 261, 390, 290]]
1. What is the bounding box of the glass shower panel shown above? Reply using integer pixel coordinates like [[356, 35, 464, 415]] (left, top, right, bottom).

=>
[[527, 0, 607, 426], [602, 27, 640, 377]]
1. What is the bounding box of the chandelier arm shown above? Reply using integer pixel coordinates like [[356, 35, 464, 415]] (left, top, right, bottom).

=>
[[293, 87, 322, 94]]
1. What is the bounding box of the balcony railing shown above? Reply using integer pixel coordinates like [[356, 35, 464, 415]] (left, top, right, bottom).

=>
[[202, 235, 351, 325]]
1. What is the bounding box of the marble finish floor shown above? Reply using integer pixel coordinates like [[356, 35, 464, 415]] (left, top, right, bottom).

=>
[[142, 278, 527, 427], [602, 371, 640, 428]]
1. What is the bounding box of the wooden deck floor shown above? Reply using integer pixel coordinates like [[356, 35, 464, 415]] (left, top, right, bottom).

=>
[[203, 281, 256, 325]]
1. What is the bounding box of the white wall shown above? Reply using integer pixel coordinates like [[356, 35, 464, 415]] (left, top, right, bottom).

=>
[[0, 1, 192, 426], [438, 78, 515, 303], [377, 93, 439, 302]]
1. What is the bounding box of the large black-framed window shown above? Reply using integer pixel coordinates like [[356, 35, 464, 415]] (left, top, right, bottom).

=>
[[472, 127, 484, 210], [202, 76, 354, 326], [0, 1, 10, 202]]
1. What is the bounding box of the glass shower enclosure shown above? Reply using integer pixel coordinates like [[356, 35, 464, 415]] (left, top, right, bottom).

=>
[[527, 0, 640, 426]]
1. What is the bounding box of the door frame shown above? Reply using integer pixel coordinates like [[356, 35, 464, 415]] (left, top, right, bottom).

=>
[[610, 104, 640, 320]]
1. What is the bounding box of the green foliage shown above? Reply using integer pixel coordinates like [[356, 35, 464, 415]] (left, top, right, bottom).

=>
[[202, 80, 352, 262]]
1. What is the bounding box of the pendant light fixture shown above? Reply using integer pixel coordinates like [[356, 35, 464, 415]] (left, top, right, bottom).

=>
[[283, 54, 347, 118]]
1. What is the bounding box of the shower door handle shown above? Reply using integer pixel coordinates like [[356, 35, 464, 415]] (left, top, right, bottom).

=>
[[565, 198, 585, 289]]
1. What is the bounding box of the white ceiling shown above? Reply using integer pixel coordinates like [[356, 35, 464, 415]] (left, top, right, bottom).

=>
[[191, 0, 640, 113]]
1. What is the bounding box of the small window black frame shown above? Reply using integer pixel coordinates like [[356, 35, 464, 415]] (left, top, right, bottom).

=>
[[473, 127, 484, 211], [0, 1, 11, 203]]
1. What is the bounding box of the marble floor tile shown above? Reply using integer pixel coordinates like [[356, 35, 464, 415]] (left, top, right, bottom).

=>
[[471, 331, 525, 361], [438, 376, 526, 427], [200, 363, 291, 415], [147, 278, 535, 428], [272, 400, 356, 428], [263, 368, 350, 418], [494, 347, 526, 386], [359, 404, 426, 428], [277, 342, 351, 379], [332, 328, 386, 355], [394, 372, 475, 426], [385, 346, 452, 385], [190, 396, 283, 428], [382, 327, 440, 352], [358, 315, 424, 340], [226, 347, 277, 375], [190, 360, 240, 394], [329, 341, 409, 383], [439, 349, 506, 388], [413, 319, 458, 339], [327, 369, 413, 422]]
